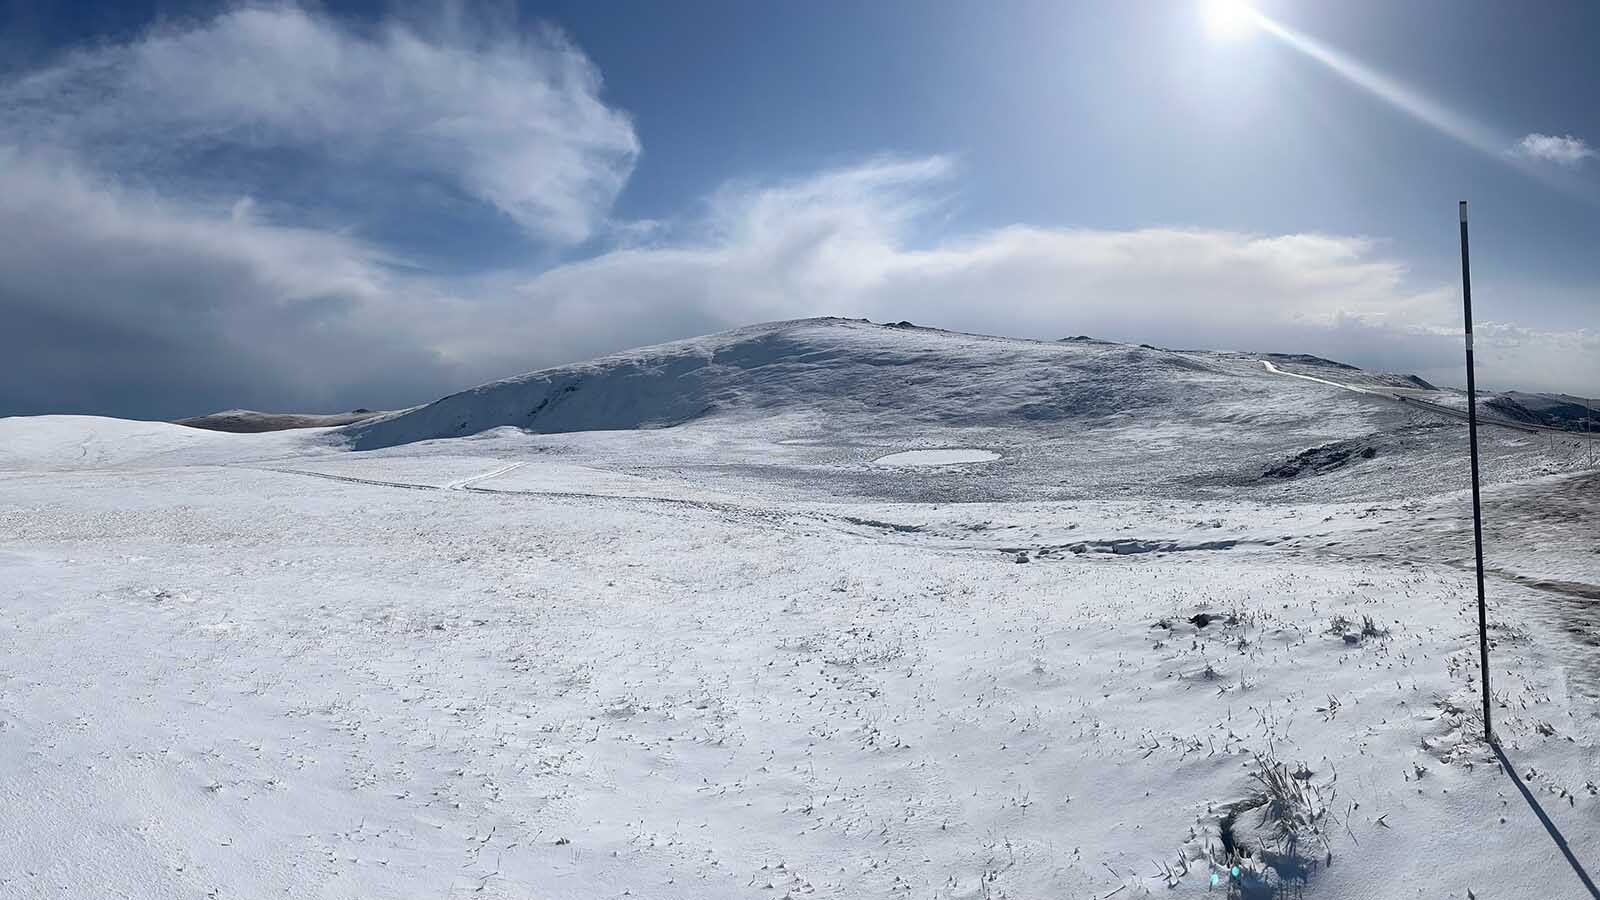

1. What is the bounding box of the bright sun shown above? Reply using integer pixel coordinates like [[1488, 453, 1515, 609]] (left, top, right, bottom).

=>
[[1203, 0, 1258, 39]]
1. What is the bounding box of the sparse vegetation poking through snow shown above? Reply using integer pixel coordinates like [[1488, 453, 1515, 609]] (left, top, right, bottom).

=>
[[1314, 694, 1341, 722], [1193, 755, 1335, 898], [1326, 612, 1389, 645], [1359, 615, 1389, 639], [1246, 756, 1332, 860]]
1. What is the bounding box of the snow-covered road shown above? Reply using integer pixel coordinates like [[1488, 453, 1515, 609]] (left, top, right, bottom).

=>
[[1262, 358, 1597, 440]]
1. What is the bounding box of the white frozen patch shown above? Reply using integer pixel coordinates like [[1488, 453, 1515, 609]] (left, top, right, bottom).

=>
[[872, 448, 1000, 466]]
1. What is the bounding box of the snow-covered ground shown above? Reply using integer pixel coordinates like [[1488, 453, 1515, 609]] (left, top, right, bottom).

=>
[[2, 319, 1596, 899], [174, 409, 387, 434], [872, 449, 1002, 466]]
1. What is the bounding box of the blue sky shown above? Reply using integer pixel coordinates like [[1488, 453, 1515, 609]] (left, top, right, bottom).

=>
[[1, 0, 1597, 418]]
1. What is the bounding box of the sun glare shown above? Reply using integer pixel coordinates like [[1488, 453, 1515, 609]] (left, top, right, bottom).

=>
[[1203, 0, 1258, 39]]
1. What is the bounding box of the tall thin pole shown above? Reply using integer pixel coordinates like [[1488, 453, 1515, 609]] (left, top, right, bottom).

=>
[[1460, 200, 1493, 744]]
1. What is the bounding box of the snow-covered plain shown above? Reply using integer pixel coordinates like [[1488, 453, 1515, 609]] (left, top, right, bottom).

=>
[[2, 319, 1597, 899], [872, 449, 1001, 467]]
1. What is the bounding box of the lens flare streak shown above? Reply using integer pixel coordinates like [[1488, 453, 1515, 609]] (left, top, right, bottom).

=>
[[1250, 14, 1506, 160]]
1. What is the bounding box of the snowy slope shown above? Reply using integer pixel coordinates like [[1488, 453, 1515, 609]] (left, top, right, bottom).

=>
[[0, 414, 327, 471], [1263, 352, 1438, 391], [0, 415, 232, 469], [3, 432, 1597, 900], [3, 319, 1598, 900], [343, 318, 1251, 449], [1493, 391, 1599, 431], [342, 317, 1583, 505], [175, 408, 385, 433]]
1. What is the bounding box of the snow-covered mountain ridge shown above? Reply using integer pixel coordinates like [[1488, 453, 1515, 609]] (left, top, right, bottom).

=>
[[343, 317, 1358, 450], [331, 316, 1585, 505]]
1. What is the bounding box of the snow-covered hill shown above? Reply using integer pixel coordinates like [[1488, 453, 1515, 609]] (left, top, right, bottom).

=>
[[0, 415, 232, 469], [343, 317, 1256, 449], [175, 408, 384, 433], [0, 414, 323, 470], [339, 317, 1575, 504], [3, 318, 1599, 900]]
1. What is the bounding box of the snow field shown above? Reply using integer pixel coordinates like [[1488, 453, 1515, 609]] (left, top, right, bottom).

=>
[[2, 320, 1596, 898], [1, 455, 1595, 899]]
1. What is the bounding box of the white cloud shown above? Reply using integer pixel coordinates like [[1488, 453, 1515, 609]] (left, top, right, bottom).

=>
[[433, 158, 1594, 398], [1513, 133, 1596, 166], [0, 4, 637, 244], [2, 7, 1594, 417], [1, 139, 1594, 416], [0, 148, 456, 418], [1452, 323, 1600, 396], [451, 160, 1433, 366]]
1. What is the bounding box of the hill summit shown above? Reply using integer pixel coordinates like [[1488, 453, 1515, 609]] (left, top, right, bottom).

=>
[[345, 317, 1263, 450]]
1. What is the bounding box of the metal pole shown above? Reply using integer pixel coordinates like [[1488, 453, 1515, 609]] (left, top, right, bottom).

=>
[[1459, 200, 1493, 744]]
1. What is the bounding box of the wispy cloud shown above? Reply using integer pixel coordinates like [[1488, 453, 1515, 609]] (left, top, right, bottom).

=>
[[0, 4, 637, 244], [453, 159, 1595, 397], [0, 4, 1593, 416], [1513, 133, 1596, 166], [3, 148, 1595, 418]]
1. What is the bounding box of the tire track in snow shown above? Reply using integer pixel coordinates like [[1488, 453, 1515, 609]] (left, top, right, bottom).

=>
[[237, 463, 806, 528], [444, 461, 525, 491], [240, 463, 1307, 556], [243, 460, 527, 493], [240, 463, 986, 539], [244, 465, 442, 491]]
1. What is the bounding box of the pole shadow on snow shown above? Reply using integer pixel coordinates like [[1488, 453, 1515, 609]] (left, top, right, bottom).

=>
[[1492, 741, 1600, 898]]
